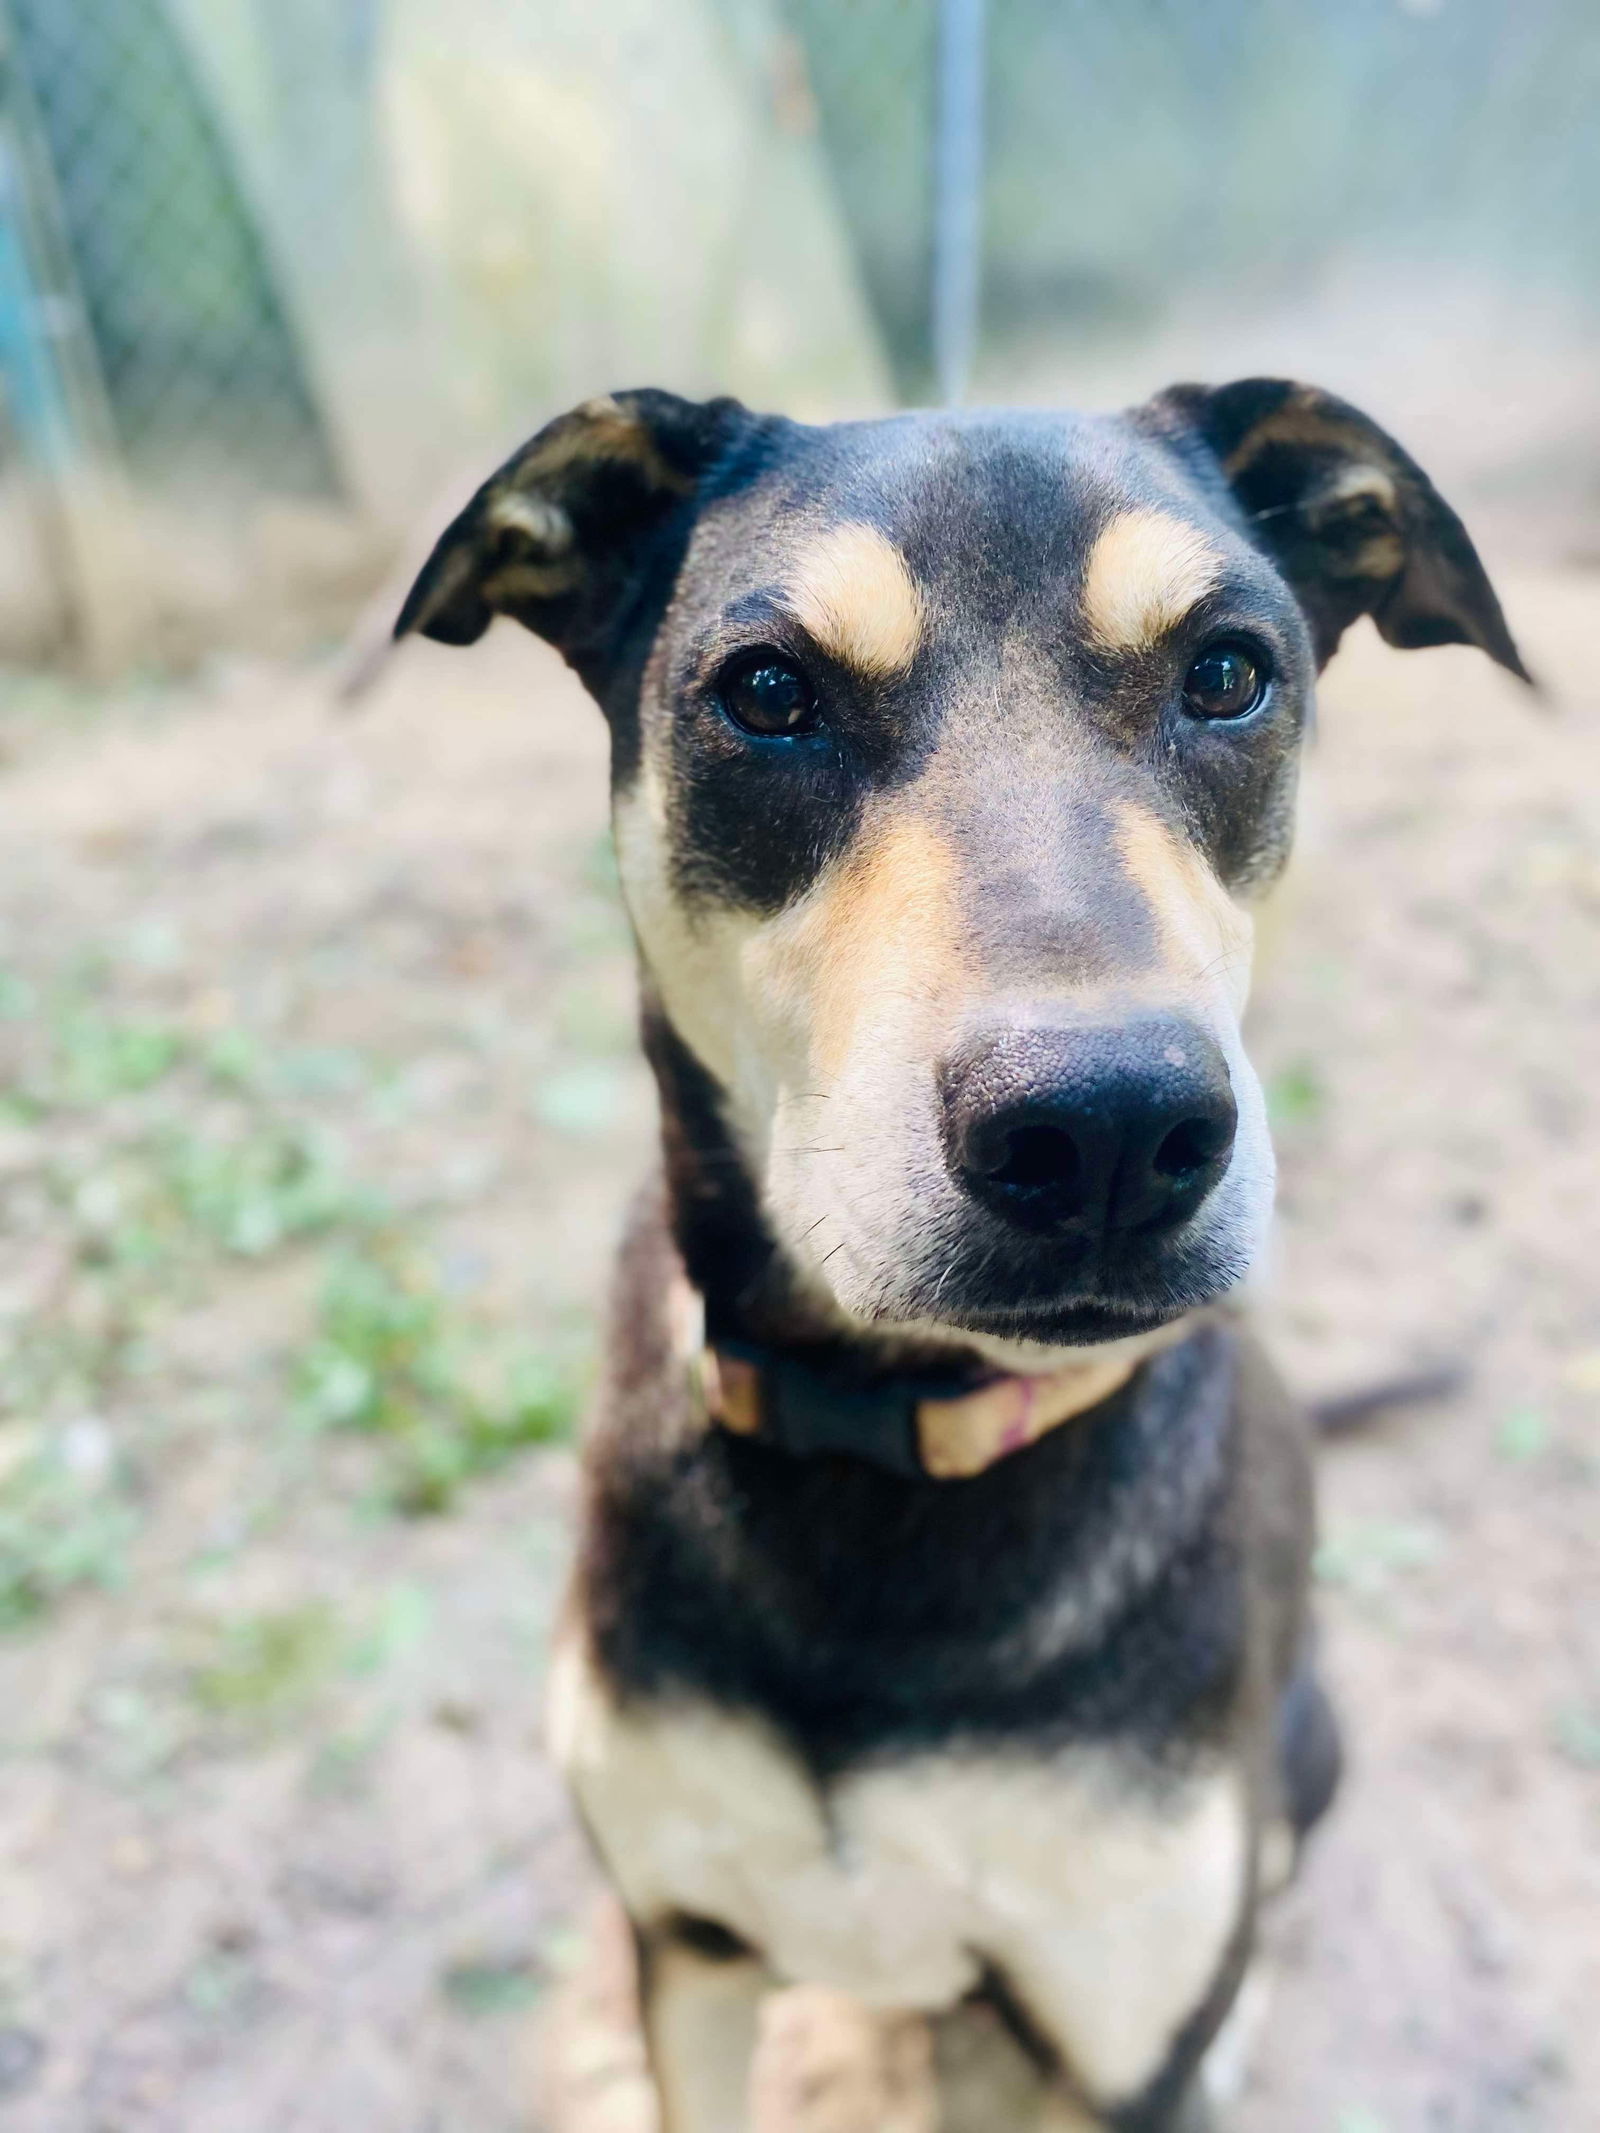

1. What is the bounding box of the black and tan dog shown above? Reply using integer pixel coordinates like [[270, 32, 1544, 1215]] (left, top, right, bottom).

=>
[[393, 381, 1525, 2131]]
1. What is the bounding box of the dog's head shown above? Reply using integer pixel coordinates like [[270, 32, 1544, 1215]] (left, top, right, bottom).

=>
[[397, 382, 1525, 1357]]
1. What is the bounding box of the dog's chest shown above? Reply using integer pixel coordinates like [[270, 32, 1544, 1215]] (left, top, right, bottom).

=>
[[550, 1637, 1250, 2107]]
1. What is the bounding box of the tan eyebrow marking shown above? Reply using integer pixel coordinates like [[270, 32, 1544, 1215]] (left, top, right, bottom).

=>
[[1081, 509, 1224, 653], [786, 523, 925, 679]]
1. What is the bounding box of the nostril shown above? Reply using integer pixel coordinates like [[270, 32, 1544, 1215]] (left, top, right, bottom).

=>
[[1153, 1115, 1232, 1181], [989, 1122, 1080, 1194]]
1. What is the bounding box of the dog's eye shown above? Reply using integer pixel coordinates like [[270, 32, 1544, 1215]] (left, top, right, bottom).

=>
[[717, 653, 819, 738], [1182, 641, 1268, 720]]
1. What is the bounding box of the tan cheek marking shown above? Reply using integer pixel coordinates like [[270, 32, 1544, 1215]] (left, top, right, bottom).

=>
[[786, 523, 925, 678], [753, 815, 965, 1083], [612, 769, 749, 1091], [1115, 804, 1254, 1013], [1081, 509, 1223, 653]]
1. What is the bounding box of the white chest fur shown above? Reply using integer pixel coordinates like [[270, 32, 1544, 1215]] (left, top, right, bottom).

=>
[[548, 1639, 1250, 2110]]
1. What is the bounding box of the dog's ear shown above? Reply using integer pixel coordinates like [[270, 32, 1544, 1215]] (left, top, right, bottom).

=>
[[394, 389, 754, 676], [1148, 378, 1530, 681]]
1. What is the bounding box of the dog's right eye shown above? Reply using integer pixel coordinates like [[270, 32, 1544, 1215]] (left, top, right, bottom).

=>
[[717, 653, 820, 737]]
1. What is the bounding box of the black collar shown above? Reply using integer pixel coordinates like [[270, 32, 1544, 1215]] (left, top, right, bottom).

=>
[[709, 1338, 983, 1478]]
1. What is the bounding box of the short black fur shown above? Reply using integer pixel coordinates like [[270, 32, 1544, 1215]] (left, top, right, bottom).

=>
[[586, 1322, 1246, 1776]]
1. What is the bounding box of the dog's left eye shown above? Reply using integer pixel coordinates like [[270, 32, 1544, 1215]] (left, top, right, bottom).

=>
[[717, 653, 820, 738], [1182, 641, 1268, 720]]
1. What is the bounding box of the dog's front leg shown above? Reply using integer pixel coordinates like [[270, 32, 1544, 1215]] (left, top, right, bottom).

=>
[[637, 1921, 773, 2133]]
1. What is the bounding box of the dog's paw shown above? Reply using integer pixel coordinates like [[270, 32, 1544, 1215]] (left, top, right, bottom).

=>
[[752, 1987, 937, 2133], [540, 1897, 659, 2133]]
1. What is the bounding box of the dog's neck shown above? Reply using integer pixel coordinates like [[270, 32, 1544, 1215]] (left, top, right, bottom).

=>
[[640, 1001, 1184, 1470]]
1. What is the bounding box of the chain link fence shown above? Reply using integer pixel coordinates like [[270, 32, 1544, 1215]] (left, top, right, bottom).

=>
[[7, 0, 335, 493], [1, 0, 1597, 666], [789, 0, 1600, 400]]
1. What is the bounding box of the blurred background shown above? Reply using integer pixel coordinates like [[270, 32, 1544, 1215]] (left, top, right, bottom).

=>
[[0, 3, 1596, 2128]]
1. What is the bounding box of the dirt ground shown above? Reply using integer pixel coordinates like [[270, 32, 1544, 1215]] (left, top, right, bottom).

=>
[[0, 565, 1595, 2133]]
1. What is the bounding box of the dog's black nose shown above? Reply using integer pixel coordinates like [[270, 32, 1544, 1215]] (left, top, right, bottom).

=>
[[941, 1019, 1237, 1235]]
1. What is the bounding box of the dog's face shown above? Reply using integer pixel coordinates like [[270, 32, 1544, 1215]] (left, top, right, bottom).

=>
[[398, 381, 1524, 1354]]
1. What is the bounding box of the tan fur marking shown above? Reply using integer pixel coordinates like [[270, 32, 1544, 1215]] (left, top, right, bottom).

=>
[[1081, 509, 1223, 653], [786, 524, 925, 678], [754, 814, 964, 1085], [519, 394, 694, 492], [753, 1990, 937, 2133], [648, 1938, 770, 2133], [1313, 461, 1397, 512], [541, 1895, 660, 2133], [1218, 390, 1371, 479], [1218, 399, 1405, 579], [416, 399, 687, 639], [486, 491, 574, 551], [1114, 804, 1254, 1014]]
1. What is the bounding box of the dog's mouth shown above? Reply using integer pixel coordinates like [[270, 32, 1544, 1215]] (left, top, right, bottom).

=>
[[804, 1162, 1263, 1352], [924, 1286, 1233, 1351], [898, 1230, 1249, 1346], [935, 1295, 1200, 1344]]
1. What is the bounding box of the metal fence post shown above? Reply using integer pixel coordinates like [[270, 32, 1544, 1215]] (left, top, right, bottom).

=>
[[931, 0, 986, 407], [0, 0, 148, 671]]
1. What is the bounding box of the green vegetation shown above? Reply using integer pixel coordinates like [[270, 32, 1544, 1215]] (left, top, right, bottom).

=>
[[181, 1581, 443, 1751], [50, 1009, 183, 1105], [162, 1124, 369, 1258], [294, 1239, 574, 1514], [1551, 1703, 1600, 1772], [1496, 1405, 1551, 1464], [1266, 1058, 1326, 1132], [190, 1601, 343, 1719], [1315, 1518, 1443, 1598], [440, 1960, 543, 2017], [0, 968, 577, 1629], [0, 1436, 138, 1630]]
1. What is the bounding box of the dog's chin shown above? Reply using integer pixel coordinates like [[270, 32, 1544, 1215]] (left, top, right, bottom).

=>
[[815, 1214, 1257, 1356], [931, 1296, 1199, 1345]]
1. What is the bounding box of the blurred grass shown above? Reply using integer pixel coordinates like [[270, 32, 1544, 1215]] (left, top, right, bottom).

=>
[[190, 1601, 342, 1719], [185, 1581, 440, 1745], [0, 1445, 139, 1631], [1550, 1704, 1600, 1771], [1315, 1517, 1444, 1598], [0, 957, 579, 1628], [293, 1237, 574, 1515], [1267, 1057, 1327, 1133], [440, 1960, 544, 2018], [1496, 1405, 1552, 1464]]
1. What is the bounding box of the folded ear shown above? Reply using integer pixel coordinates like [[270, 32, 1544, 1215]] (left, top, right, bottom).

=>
[[1147, 378, 1530, 681], [394, 389, 755, 677]]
